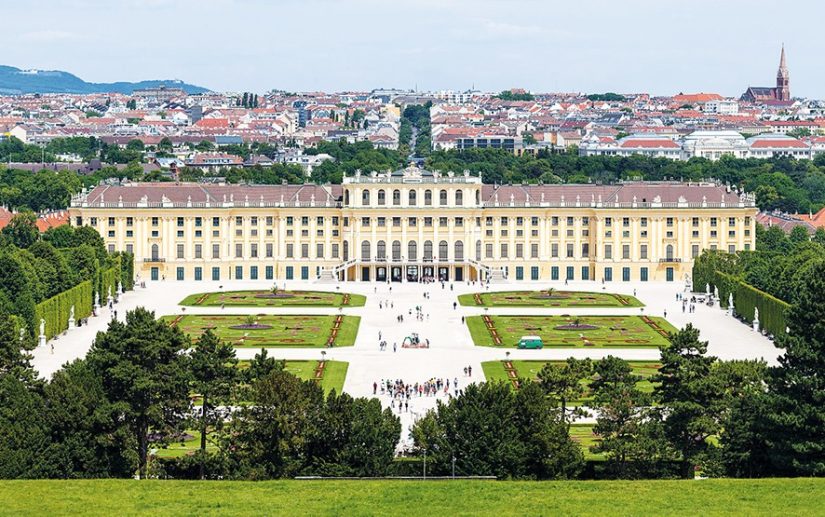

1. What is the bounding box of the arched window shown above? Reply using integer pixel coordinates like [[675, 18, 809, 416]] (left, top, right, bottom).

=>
[[475, 190, 480, 205], [343, 240, 349, 261], [377, 240, 386, 260], [454, 240, 464, 260], [424, 240, 433, 260], [455, 190, 463, 206], [424, 189, 432, 206], [361, 190, 370, 206], [151, 243, 159, 260], [408, 241, 417, 260], [392, 240, 401, 260], [361, 240, 371, 261], [439, 189, 448, 206], [392, 189, 401, 206], [377, 189, 386, 205], [344, 190, 350, 206], [408, 190, 417, 206], [475, 241, 481, 260], [439, 240, 448, 261], [666, 244, 674, 260]]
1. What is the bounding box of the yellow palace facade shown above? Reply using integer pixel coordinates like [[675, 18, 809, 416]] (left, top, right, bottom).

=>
[[68, 166, 757, 284]]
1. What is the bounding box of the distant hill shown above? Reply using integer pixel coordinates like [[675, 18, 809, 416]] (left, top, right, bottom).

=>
[[0, 65, 210, 95]]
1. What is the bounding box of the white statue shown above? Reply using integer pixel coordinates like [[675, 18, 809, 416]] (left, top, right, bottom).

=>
[[714, 286, 720, 301], [39, 318, 46, 347], [753, 307, 760, 332], [94, 292, 100, 309], [727, 293, 734, 316], [705, 283, 710, 296], [69, 305, 75, 320], [118, 282, 123, 295]]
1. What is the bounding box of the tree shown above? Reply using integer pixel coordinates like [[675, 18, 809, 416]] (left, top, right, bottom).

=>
[[189, 329, 238, 479], [537, 357, 592, 429], [228, 368, 324, 478], [589, 356, 667, 478], [789, 225, 810, 246], [2, 211, 39, 248], [763, 259, 825, 475], [654, 324, 720, 478], [0, 374, 50, 478], [86, 307, 191, 479], [43, 360, 135, 478]]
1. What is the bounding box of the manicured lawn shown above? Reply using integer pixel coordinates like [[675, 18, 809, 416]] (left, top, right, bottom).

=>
[[153, 430, 211, 459], [240, 359, 348, 395], [467, 315, 676, 348], [1, 479, 823, 516], [179, 290, 366, 307], [162, 314, 360, 348], [481, 360, 661, 403], [570, 424, 603, 460], [458, 290, 643, 308]]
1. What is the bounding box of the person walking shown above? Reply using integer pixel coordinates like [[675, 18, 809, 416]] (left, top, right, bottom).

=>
[[373, 382, 377, 395], [393, 342, 397, 353]]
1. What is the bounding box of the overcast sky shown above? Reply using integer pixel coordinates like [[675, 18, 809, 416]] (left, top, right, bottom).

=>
[[6, 0, 822, 97]]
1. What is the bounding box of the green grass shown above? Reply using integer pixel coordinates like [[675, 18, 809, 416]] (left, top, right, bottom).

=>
[[481, 360, 661, 404], [179, 290, 367, 307], [458, 290, 643, 308], [153, 430, 210, 459], [162, 314, 360, 348], [0, 479, 822, 516], [570, 424, 603, 460], [467, 315, 676, 348]]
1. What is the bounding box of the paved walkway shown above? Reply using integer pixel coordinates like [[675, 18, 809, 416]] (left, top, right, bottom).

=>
[[31, 278, 782, 443]]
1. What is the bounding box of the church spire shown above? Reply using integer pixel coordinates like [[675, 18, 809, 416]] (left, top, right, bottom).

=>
[[776, 44, 790, 101]]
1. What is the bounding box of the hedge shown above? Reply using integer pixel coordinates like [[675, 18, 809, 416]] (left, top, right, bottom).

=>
[[35, 280, 93, 341], [99, 263, 120, 302], [708, 270, 790, 338], [117, 251, 135, 290]]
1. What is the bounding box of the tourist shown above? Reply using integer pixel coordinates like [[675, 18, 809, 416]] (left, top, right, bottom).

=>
[[393, 342, 397, 353], [453, 302, 457, 310], [373, 382, 377, 395], [461, 316, 465, 324], [664, 309, 667, 318]]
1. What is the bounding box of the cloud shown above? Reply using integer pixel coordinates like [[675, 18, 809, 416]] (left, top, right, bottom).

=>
[[481, 20, 544, 37], [20, 30, 80, 42]]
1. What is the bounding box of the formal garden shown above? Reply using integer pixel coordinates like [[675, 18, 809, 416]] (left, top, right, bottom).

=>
[[458, 289, 643, 308], [466, 315, 676, 347], [162, 314, 360, 347], [481, 360, 661, 400], [179, 289, 366, 307]]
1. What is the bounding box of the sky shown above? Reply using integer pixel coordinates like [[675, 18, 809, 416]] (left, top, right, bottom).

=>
[[6, 0, 824, 97]]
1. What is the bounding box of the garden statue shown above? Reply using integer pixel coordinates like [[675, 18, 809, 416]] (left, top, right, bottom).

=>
[[714, 286, 720, 303], [68, 305, 75, 329], [94, 292, 100, 312], [705, 283, 710, 296], [118, 282, 123, 296], [728, 293, 734, 316], [107, 285, 114, 307], [753, 307, 760, 332], [39, 318, 46, 347]]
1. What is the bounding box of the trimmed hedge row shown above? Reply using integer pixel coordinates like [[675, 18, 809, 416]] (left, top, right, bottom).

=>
[[35, 280, 93, 340], [709, 271, 790, 338]]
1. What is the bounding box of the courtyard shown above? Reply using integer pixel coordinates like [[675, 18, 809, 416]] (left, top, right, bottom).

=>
[[162, 314, 360, 348], [466, 315, 676, 348], [31, 278, 782, 443]]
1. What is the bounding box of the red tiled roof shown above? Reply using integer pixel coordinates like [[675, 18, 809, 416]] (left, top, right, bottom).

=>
[[619, 139, 680, 149], [750, 139, 808, 149]]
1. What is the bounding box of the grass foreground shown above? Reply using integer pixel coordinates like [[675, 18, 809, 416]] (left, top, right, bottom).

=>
[[0, 478, 822, 516]]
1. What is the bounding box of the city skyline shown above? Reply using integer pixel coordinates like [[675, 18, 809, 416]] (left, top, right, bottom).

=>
[[5, 0, 822, 97]]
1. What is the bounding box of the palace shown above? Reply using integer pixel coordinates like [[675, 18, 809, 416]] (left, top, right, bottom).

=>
[[68, 165, 757, 284]]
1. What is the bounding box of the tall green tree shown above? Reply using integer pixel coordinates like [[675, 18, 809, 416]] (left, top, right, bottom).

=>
[[189, 329, 238, 479], [764, 259, 825, 475], [654, 324, 720, 478], [86, 307, 191, 479], [537, 357, 592, 429]]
